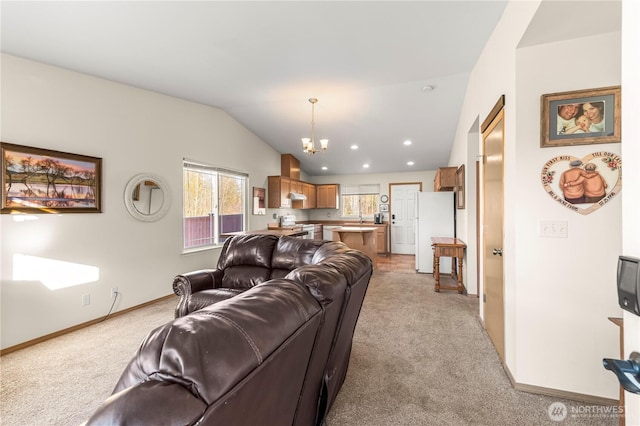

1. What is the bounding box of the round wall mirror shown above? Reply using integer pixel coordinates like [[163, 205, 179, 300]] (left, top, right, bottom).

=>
[[124, 173, 171, 222]]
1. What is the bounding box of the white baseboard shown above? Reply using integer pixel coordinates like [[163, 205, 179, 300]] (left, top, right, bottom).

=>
[[503, 362, 619, 406]]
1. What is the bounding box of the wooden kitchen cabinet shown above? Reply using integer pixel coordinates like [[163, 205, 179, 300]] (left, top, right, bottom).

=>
[[268, 176, 291, 208], [281, 154, 300, 180], [375, 224, 388, 254], [269, 175, 319, 210], [313, 224, 323, 240], [303, 183, 316, 209], [290, 180, 303, 194], [316, 184, 339, 209], [434, 167, 457, 191]]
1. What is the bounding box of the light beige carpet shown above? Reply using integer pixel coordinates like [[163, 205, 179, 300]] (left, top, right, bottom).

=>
[[1, 297, 177, 425], [326, 272, 618, 426], [0, 272, 618, 425]]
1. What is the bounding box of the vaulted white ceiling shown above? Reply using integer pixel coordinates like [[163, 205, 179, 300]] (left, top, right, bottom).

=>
[[2, 1, 509, 175]]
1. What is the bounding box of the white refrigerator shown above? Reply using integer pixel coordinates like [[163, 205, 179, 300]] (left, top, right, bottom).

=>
[[415, 191, 455, 273]]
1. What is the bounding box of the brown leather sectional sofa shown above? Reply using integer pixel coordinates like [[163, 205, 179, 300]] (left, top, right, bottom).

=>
[[86, 234, 373, 425]]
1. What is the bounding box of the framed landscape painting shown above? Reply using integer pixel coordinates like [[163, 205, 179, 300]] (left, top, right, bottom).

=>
[[1, 142, 102, 213], [540, 86, 621, 148]]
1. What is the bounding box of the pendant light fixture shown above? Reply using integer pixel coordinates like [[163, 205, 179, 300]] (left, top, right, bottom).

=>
[[301, 98, 328, 155]]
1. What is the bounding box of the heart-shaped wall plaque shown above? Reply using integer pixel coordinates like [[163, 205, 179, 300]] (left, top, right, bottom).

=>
[[541, 151, 621, 215]]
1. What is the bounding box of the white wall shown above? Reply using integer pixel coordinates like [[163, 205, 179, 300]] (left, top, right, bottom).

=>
[[449, 1, 623, 401], [449, 0, 541, 356], [514, 31, 621, 399], [621, 0, 640, 422], [0, 54, 283, 349]]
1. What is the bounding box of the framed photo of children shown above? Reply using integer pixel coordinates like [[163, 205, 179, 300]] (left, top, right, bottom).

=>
[[1, 142, 102, 214], [540, 86, 621, 148]]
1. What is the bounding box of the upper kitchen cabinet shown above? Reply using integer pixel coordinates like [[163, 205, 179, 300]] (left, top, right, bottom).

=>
[[268, 176, 291, 208], [434, 167, 457, 192], [302, 182, 316, 209], [281, 154, 300, 180], [290, 179, 303, 195], [316, 184, 339, 209]]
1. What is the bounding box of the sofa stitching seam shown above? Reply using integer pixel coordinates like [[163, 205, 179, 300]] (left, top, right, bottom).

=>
[[198, 312, 263, 364]]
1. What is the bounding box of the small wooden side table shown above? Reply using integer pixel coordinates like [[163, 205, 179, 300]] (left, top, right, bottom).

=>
[[431, 237, 466, 293]]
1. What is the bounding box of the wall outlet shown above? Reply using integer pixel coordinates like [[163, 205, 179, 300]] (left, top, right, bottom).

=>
[[540, 220, 568, 238], [82, 294, 90, 306], [111, 287, 118, 298]]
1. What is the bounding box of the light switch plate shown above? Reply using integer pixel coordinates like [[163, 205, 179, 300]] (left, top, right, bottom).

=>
[[540, 220, 568, 238]]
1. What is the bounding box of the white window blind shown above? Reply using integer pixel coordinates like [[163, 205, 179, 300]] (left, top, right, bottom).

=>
[[183, 159, 249, 177], [341, 184, 380, 195]]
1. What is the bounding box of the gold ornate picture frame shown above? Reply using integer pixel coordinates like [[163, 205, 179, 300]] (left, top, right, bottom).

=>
[[2, 142, 102, 214], [541, 86, 621, 148]]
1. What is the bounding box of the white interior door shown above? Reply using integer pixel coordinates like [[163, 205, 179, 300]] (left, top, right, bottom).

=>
[[390, 183, 421, 254]]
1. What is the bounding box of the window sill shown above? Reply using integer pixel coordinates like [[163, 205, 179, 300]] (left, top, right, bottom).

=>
[[181, 245, 223, 256]]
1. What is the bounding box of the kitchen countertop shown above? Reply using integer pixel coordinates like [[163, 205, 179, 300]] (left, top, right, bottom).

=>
[[267, 224, 303, 230], [221, 229, 308, 237], [268, 223, 322, 230], [332, 226, 377, 232]]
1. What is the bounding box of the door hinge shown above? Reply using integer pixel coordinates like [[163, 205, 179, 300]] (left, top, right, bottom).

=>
[[483, 293, 486, 302]]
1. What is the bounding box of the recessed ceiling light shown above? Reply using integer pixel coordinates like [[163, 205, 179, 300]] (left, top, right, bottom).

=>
[[363, 164, 370, 168], [351, 145, 358, 150], [407, 161, 414, 166], [321, 166, 328, 170], [404, 140, 412, 146], [422, 85, 435, 93]]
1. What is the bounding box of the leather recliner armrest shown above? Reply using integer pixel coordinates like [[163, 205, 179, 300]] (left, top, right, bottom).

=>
[[173, 269, 223, 318], [173, 269, 222, 295], [85, 380, 206, 426]]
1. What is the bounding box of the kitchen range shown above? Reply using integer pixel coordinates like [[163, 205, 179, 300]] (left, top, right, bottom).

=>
[[280, 215, 315, 239]]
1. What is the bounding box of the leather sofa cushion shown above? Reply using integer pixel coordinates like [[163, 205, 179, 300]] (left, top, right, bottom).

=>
[[114, 280, 321, 406], [285, 264, 348, 306], [217, 234, 278, 269], [216, 234, 278, 288], [312, 241, 350, 264], [221, 265, 271, 288], [315, 244, 372, 286], [271, 237, 326, 278], [186, 288, 246, 313]]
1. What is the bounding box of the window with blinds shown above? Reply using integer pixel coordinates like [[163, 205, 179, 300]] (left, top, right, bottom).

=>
[[183, 159, 247, 250], [341, 184, 380, 218]]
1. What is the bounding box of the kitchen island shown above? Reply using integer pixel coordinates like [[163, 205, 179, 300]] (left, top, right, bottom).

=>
[[332, 227, 377, 268]]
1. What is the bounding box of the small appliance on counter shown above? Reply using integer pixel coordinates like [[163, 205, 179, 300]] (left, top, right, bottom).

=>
[[279, 214, 297, 227], [374, 213, 383, 224]]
